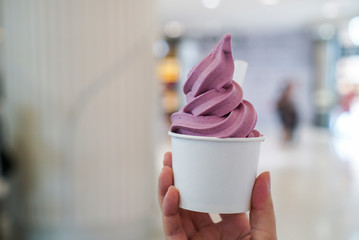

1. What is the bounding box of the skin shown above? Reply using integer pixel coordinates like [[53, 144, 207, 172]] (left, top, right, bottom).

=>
[[158, 152, 277, 240]]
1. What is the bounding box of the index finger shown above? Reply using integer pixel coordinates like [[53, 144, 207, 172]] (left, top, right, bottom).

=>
[[158, 153, 174, 207], [250, 172, 277, 239], [162, 186, 187, 239], [163, 152, 172, 168]]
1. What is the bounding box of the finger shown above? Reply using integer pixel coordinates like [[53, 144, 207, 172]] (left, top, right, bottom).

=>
[[163, 152, 172, 168], [188, 211, 213, 230], [250, 172, 277, 239], [162, 186, 187, 239], [179, 209, 197, 238], [220, 212, 248, 222], [158, 166, 174, 207], [219, 213, 250, 237]]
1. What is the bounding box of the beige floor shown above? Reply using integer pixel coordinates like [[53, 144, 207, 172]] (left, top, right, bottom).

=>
[[152, 126, 359, 240], [261, 127, 359, 240]]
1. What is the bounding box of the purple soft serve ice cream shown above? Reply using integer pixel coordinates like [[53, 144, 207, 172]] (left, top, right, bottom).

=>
[[170, 34, 260, 138]]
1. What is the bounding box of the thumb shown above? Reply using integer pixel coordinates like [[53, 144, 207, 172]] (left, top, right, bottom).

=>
[[249, 172, 277, 240]]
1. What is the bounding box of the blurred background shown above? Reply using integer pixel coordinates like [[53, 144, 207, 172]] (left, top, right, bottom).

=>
[[0, 0, 358, 239]]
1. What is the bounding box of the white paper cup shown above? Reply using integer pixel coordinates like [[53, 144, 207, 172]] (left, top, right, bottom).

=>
[[168, 131, 265, 214]]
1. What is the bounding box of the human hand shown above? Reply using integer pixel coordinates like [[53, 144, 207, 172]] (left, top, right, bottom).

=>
[[158, 152, 277, 240]]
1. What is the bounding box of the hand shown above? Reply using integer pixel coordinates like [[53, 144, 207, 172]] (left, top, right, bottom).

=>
[[158, 152, 277, 240]]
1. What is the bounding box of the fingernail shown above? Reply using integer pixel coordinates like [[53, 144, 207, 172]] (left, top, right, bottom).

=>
[[163, 152, 169, 161], [168, 185, 175, 192], [163, 154, 167, 166]]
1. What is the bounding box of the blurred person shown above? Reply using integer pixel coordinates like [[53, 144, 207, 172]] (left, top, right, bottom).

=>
[[158, 152, 277, 240], [276, 82, 298, 142], [0, 80, 14, 179], [0, 137, 14, 180], [0, 81, 14, 240]]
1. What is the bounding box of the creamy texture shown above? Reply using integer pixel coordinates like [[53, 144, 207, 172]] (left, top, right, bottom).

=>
[[170, 34, 260, 138]]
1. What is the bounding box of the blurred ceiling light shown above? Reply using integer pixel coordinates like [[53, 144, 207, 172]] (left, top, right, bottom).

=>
[[261, 0, 280, 5], [157, 58, 180, 83], [332, 101, 359, 142], [152, 39, 169, 58], [321, 2, 339, 19], [164, 21, 184, 38], [348, 16, 359, 46], [318, 23, 335, 40], [202, 0, 221, 9], [162, 90, 180, 113], [337, 56, 359, 84]]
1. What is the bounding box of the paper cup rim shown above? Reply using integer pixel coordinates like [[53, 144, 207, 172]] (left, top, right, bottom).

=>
[[168, 131, 265, 142]]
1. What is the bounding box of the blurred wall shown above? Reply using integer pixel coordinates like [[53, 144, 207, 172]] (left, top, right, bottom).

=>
[[1, 0, 156, 239]]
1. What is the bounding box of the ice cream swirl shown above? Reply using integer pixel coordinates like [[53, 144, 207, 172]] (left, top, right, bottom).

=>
[[170, 34, 260, 138]]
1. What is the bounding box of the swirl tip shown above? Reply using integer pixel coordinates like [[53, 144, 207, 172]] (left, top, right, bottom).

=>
[[222, 34, 232, 53]]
